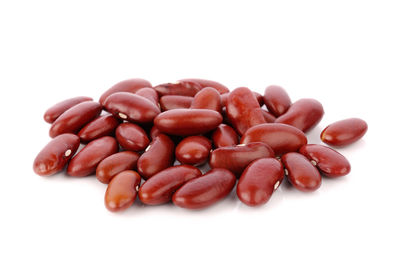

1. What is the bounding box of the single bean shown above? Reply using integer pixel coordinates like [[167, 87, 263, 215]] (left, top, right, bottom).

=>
[[190, 87, 222, 113], [175, 136, 212, 166], [154, 80, 202, 97], [134, 87, 160, 108], [261, 109, 276, 123], [159, 95, 193, 111], [179, 78, 229, 94], [321, 118, 368, 146], [211, 124, 238, 148], [149, 125, 161, 140], [221, 93, 228, 107], [44, 96, 93, 124], [96, 151, 140, 184], [263, 85, 291, 117], [78, 114, 120, 143], [115, 122, 149, 151]]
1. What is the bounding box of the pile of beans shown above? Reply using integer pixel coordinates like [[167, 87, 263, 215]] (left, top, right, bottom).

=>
[[33, 78, 368, 212]]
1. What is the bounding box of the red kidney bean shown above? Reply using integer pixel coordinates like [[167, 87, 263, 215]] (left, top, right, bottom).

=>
[[149, 125, 161, 140], [241, 123, 308, 156], [226, 87, 265, 135], [221, 93, 229, 107], [137, 134, 175, 179], [281, 152, 321, 192], [179, 78, 229, 94], [159, 95, 193, 111], [154, 109, 223, 136], [299, 144, 351, 177], [321, 118, 368, 146], [154, 80, 202, 97], [134, 87, 160, 108], [104, 170, 141, 212], [237, 158, 284, 206], [115, 122, 149, 151], [96, 151, 140, 184], [261, 109, 276, 123], [275, 98, 324, 132], [99, 78, 152, 106], [211, 124, 238, 148], [263, 85, 291, 117], [67, 136, 118, 177], [44, 96, 93, 124], [33, 134, 80, 176], [175, 136, 212, 166], [253, 92, 264, 106], [190, 87, 222, 113], [173, 168, 236, 209], [209, 142, 275, 177], [78, 114, 120, 143], [139, 165, 202, 205], [49, 101, 102, 138]]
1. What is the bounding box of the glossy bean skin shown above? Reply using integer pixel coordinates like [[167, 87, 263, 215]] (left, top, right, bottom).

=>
[[135, 87, 160, 108], [175, 136, 212, 166], [179, 78, 229, 94], [173, 168, 236, 209], [226, 87, 265, 135], [115, 122, 149, 151], [299, 144, 351, 177], [149, 125, 161, 140], [190, 87, 222, 113], [104, 170, 141, 212], [137, 134, 175, 179], [253, 92, 264, 106], [281, 152, 321, 192], [261, 109, 276, 123], [221, 93, 229, 107], [49, 101, 102, 138], [237, 158, 284, 206], [321, 118, 368, 146], [99, 78, 152, 106], [96, 151, 140, 184], [139, 165, 202, 205], [67, 136, 118, 177], [104, 92, 161, 124], [211, 124, 238, 148], [78, 114, 120, 143], [159, 95, 193, 111], [154, 80, 202, 97], [275, 98, 324, 132], [241, 123, 308, 156], [44, 96, 93, 124], [209, 142, 275, 177], [33, 134, 80, 176], [263, 85, 291, 117], [154, 109, 223, 136]]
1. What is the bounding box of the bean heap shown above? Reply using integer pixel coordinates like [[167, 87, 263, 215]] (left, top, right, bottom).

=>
[[33, 78, 368, 212]]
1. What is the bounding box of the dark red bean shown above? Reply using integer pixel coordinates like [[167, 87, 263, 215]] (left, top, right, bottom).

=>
[[154, 109, 223, 136], [115, 122, 149, 152], [149, 125, 161, 140], [237, 158, 284, 206], [96, 151, 140, 184], [275, 98, 324, 132], [44, 96, 93, 124], [173, 168, 236, 209], [190, 87, 222, 113], [211, 124, 238, 148], [281, 152, 321, 192], [78, 114, 120, 143], [299, 144, 351, 177], [321, 118, 368, 146], [33, 134, 80, 176], [49, 101, 102, 138], [104, 170, 141, 212], [139, 165, 202, 205], [179, 78, 229, 94], [253, 92, 264, 106], [154, 80, 202, 97], [99, 78, 152, 106], [159, 95, 193, 111], [241, 123, 308, 156], [209, 142, 275, 177], [263, 85, 291, 117], [134, 87, 160, 108], [175, 136, 212, 166], [137, 134, 175, 179], [261, 109, 276, 123], [67, 136, 118, 177], [226, 87, 265, 135]]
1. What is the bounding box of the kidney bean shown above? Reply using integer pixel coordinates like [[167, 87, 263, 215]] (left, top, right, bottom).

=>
[[96, 151, 139, 184], [275, 98, 324, 132], [154, 80, 202, 97], [209, 142, 275, 177], [149, 125, 161, 140], [190, 87, 222, 113], [221, 93, 229, 107], [139, 165, 202, 205], [159, 95, 193, 111], [33, 134, 80, 176], [263, 85, 291, 117], [173, 168, 236, 209], [154, 109, 223, 136], [134, 87, 160, 108], [211, 124, 238, 148], [281, 152, 322, 192], [179, 78, 229, 94], [67, 136, 118, 177], [115, 122, 149, 151], [78, 114, 119, 143], [104, 170, 141, 212], [49, 101, 102, 138], [321, 118, 368, 146], [299, 144, 351, 177], [175, 136, 212, 166], [253, 92, 264, 106], [99, 78, 152, 106], [44, 96, 93, 124], [237, 158, 284, 206], [241, 123, 308, 156], [261, 110, 276, 123], [137, 134, 175, 179], [226, 87, 265, 135]]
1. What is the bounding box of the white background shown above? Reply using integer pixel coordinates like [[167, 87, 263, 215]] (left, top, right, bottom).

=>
[[1, 1, 399, 274]]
